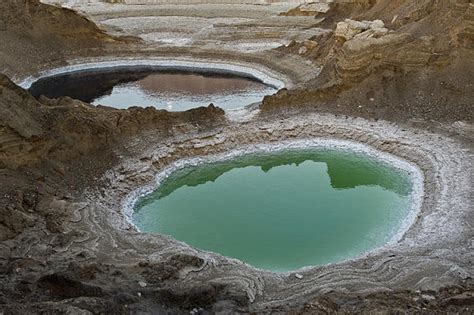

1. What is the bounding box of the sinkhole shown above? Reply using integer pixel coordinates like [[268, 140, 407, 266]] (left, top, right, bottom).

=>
[[133, 148, 417, 272], [28, 66, 278, 111]]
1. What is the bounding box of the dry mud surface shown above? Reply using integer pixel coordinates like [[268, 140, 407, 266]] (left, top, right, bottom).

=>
[[0, 0, 473, 314]]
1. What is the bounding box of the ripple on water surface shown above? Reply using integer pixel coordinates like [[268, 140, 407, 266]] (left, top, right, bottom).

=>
[[133, 149, 414, 272], [28, 67, 278, 111]]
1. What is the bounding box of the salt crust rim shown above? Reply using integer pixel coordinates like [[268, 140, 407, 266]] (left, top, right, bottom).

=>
[[17, 57, 286, 90], [121, 138, 424, 274]]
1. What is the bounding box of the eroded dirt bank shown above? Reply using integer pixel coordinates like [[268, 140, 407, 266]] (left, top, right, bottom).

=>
[[265, 0, 474, 124], [0, 0, 473, 314]]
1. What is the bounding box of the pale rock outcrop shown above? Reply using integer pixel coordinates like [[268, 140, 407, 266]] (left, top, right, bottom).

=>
[[335, 19, 388, 41], [336, 33, 411, 78], [333, 18, 396, 78], [299, 3, 331, 14]]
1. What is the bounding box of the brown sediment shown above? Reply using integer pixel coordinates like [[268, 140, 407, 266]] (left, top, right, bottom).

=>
[[138, 73, 264, 95]]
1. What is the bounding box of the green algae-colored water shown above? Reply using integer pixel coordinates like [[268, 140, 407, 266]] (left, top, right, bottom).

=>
[[133, 149, 413, 272]]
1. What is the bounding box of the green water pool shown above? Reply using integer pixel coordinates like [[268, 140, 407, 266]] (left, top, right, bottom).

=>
[[133, 149, 413, 272]]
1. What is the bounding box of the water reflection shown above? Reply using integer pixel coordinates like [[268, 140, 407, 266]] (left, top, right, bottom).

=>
[[139, 149, 412, 206], [138, 73, 262, 95], [28, 68, 277, 111], [133, 148, 413, 271]]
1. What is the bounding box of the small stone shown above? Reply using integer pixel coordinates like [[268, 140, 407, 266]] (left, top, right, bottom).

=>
[[295, 273, 304, 279], [370, 19, 385, 29], [137, 292, 142, 297], [298, 46, 308, 55], [421, 294, 436, 301], [138, 281, 147, 288]]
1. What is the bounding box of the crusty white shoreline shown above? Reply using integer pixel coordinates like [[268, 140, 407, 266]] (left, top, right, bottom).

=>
[[121, 138, 424, 273], [17, 57, 287, 90], [123, 139, 424, 245], [74, 109, 471, 307]]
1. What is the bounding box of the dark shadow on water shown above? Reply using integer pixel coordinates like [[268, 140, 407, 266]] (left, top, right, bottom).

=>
[[29, 70, 149, 103], [137, 149, 412, 209], [28, 67, 269, 104]]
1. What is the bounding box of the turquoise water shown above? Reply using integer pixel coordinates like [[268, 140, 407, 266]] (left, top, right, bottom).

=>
[[133, 149, 413, 272]]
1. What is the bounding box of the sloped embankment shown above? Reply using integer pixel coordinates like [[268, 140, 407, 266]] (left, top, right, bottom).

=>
[[265, 0, 473, 124], [0, 73, 225, 241], [0, 0, 138, 78]]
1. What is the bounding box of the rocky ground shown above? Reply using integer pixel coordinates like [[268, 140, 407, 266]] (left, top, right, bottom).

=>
[[0, 0, 473, 314]]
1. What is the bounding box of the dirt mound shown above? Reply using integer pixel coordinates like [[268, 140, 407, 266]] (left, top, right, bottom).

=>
[[0, 73, 225, 241], [0, 0, 136, 78]]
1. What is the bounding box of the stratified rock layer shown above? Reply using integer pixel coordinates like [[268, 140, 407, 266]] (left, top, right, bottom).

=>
[[0, 73, 225, 240], [265, 0, 473, 124]]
